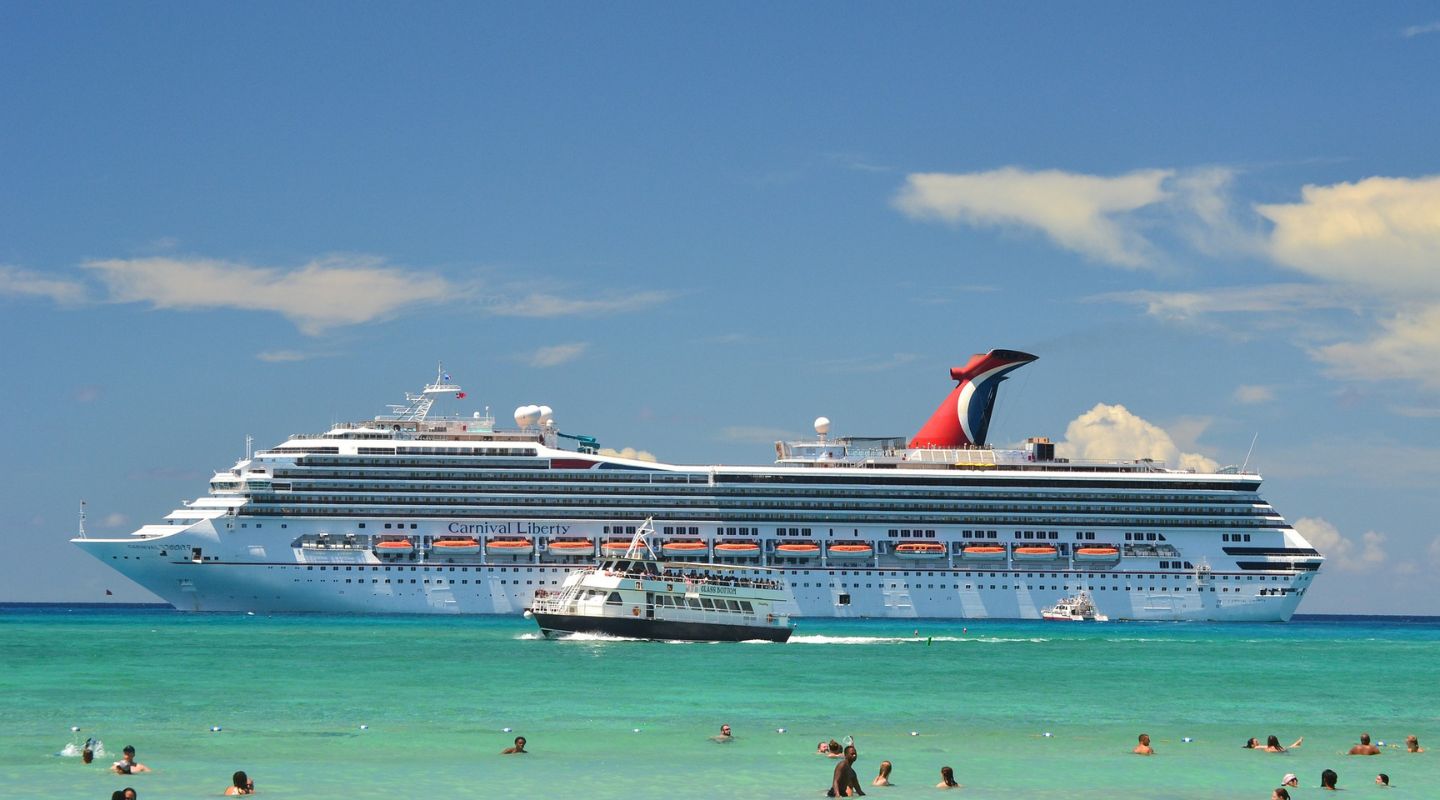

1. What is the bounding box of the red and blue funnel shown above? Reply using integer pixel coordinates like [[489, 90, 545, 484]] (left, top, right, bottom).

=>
[[910, 349, 1037, 449]]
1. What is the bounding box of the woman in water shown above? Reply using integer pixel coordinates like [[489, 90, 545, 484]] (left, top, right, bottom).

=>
[[1320, 768, 1339, 790], [1265, 735, 1301, 752], [936, 766, 959, 789], [1406, 735, 1423, 753], [872, 761, 892, 787], [224, 770, 254, 795]]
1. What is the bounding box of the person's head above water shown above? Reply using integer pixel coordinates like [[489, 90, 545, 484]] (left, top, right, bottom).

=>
[[1321, 768, 1339, 789]]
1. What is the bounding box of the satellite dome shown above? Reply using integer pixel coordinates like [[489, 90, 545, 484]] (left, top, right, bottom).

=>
[[514, 405, 541, 428], [814, 417, 831, 436], [538, 405, 554, 425]]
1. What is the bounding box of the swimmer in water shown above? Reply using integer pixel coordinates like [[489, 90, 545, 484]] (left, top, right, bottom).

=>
[[936, 766, 959, 789], [711, 724, 733, 743], [827, 739, 844, 758], [1320, 768, 1339, 790], [1133, 733, 1154, 755], [1272, 789, 1290, 800], [1406, 735, 1423, 753], [1281, 773, 1298, 788], [501, 736, 527, 754], [1349, 733, 1381, 755], [1376, 772, 1390, 786], [872, 760, 892, 786], [1265, 735, 1301, 752], [828, 744, 865, 797], [112, 746, 149, 774], [224, 770, 254, 795]]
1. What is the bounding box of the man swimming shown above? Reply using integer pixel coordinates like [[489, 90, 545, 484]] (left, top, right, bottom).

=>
[[829, 744, 865, 797], [501, 736, 527, 754], [711, 724, 733, 743], [1132, 733, 1154, 755], [112, 746, 150, 774], [1348, 733, 1381, 755]]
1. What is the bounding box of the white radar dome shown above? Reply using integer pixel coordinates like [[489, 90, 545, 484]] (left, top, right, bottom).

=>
[[538, 405, 554, 425], [814, 417, 831, 436]]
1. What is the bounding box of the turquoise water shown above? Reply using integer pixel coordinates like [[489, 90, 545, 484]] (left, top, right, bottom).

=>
[[4, 608, 1438, 799]]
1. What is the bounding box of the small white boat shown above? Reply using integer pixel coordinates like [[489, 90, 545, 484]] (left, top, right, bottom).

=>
[[1041, 592, 1108, 622]]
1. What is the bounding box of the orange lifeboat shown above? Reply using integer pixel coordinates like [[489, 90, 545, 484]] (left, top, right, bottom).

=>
[[547, 539, 596, 557], [1074, 546, 1120, 561], [374, 538, 414, 554], [432, 537, 481, 555], [662, 540, 709, 558], [1013, 545, 1059, 560], [894, 542, 946, 560], [775, 542, 820, 558], [486, 538, 535, 556], [962, 544, 1007, 560], [827, 543, 874, 560], [601, 539, 632, 555], [714, 541, 761, 555]]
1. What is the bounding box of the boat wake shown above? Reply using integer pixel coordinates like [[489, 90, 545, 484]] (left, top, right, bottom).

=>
[[788, 634, 1049, 645]]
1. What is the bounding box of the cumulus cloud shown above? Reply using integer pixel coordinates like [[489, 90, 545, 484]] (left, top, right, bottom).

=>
[[1056, 403, 1219, 472], [1294, 517, 1387, 572], [596, 447, 657, 462], [1233, 385, 1276, 404], [894, 167, 1173, 267], [488, 290, 675, 317], [527, 342, 589, 368], [0, 265, 87, 305], [84, 255, 457, 334], [1256, 175, 1440, 297]]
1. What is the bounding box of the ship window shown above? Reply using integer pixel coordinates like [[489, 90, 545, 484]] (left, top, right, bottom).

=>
[[358, 523, 365, 528], [606, 592, 622, 604]]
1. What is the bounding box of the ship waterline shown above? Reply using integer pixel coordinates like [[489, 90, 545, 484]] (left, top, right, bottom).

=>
[[72, 352, 1322, 621]]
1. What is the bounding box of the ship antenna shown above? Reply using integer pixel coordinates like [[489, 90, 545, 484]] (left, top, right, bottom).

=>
[[77, 500, 87, 539], [245, 434, 253, 461], [1240, 432, 1259, 473]]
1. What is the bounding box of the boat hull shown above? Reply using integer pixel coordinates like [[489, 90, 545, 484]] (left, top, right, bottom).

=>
[[532, 612, 792, 642]]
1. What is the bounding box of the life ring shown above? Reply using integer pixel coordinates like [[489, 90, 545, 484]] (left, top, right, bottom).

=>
[[631, 606, 641, 617]]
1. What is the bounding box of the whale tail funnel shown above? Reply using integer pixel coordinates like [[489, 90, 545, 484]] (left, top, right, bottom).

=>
[[910, 349, 1037, 448]]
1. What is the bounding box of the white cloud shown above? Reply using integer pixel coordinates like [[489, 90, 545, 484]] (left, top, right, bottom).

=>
[[84, 255, 458, 334], [527, 342, 590, 368], [720, 426, 799, 444], [816, 353, 921, 373], [1091, 283, 1362, 320], [0, 265, 87, 305], [1295, 517, 1387, 572], [1056, 403, 1219, 472], [596, 447, 657, 462], [102, 512, 128, 528], [1255, 175, 1440, 297], [894, 167, 1173, 267], [1233, 385, 1276, 404], [1402, 21, 1440, 38], [256, 350, 312, 363], [488, 290, 675, 317], [1311, 303, 1440, 390]]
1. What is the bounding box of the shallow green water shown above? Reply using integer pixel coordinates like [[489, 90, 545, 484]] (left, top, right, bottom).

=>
[[4, 609, 1437, 799]]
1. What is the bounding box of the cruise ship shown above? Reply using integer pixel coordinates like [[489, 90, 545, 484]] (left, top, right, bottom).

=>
[[72, 350, 1323, 621]]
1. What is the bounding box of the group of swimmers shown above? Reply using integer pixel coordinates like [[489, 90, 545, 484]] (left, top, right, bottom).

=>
[[1132, 730, 1422, 797], [814, 737, 962, 795], [91, 742, 255, 797]]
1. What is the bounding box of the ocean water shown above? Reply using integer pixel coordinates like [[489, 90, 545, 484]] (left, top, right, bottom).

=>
[[3, 608, 1437, 799]]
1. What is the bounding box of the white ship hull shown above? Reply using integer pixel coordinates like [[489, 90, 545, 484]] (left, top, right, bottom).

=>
[[76, 517, 1313, 621]]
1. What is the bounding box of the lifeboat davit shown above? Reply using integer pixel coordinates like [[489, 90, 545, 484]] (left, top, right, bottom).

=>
[[828, 543, 875, 560], [1013, 545, 1059, 560], [486, 538, 535, 556], [894, 542, 946, 560], [714, 541, 761, 555], [374, 538, 414, 554], [432, 537, 481, 555], [548, 539, 596, 557], [775, 542, 820, 558], [662, 540, 709, 558], [962, 545, 1007, 560], [1074, 546, 1120, 561]]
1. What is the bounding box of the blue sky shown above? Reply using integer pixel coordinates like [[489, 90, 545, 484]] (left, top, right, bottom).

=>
[[3, 3, 1438, 613]]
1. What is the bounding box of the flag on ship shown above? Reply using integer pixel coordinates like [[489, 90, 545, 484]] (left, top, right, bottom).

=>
[[456, 391, 467, 399]]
